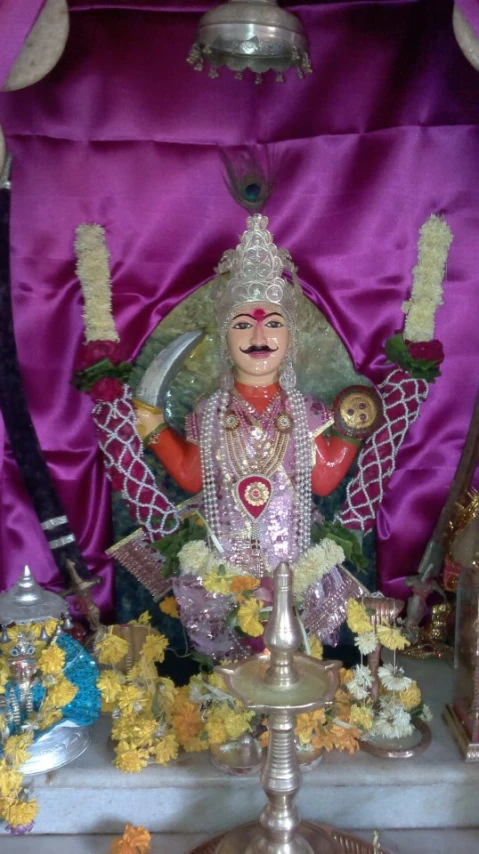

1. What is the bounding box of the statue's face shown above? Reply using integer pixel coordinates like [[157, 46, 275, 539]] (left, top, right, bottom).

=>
[[226, 305, 290, 385]]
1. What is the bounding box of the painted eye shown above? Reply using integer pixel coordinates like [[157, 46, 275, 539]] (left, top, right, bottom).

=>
[[10, 648, 19, 657], [27, 645, 35, 655], [233, 322, 252, 330], [266, 320, 283, 328]]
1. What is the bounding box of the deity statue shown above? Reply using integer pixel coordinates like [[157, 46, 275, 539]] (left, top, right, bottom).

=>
[[134, 216, 378, 581]]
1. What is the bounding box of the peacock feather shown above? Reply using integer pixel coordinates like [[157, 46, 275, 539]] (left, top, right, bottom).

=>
[[219, 147, 274, 212]]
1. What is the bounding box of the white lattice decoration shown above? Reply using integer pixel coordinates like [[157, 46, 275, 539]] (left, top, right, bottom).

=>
[[92, 385, 179, 539], [337, 368, 429, 531]]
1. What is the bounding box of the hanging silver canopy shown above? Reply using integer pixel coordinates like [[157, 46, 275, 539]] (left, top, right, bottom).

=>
[[0, 565, 65, 624], [188, 0, 312, 83]]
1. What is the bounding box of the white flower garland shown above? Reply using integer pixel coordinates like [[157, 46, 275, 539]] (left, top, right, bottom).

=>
[[402, 215, 453, 342], [293, 539, 346, 599], [74, 224, 119, 343]]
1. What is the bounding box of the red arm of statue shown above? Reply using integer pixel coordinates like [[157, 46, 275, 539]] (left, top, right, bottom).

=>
[[148, 428, 203, 494], [312, 433, 359, 497]]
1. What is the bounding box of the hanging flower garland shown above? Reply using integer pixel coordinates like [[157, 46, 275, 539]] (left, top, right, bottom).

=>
[[72, 224, 179, 541], [343, 599, 432, 742], [338, 214, 453, 531], [96, 617, 179, 772], [170, 530, 349, 653]]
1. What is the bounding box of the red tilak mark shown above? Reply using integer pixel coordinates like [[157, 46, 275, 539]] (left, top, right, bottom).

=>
[[251, 308, 267, 321]]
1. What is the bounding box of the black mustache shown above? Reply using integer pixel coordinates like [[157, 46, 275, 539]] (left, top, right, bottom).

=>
[[240, 345, 278, 354]]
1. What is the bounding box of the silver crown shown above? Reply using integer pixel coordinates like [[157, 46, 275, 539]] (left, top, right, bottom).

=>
[[215, 215, 298, 335]]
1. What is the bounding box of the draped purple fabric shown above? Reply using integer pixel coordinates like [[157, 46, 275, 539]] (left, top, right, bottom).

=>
[[0, 0, 478, 607], [0, 0, 47, 87]]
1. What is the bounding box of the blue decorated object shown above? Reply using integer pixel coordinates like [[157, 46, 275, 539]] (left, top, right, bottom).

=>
[[0, 631, 100, 744]]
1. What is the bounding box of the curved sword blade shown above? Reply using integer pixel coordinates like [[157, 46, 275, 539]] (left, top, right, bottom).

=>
[[136, 330, 205, 410]]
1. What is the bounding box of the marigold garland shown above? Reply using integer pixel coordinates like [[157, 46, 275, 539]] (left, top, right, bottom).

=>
[[97, 617, 179, 772]]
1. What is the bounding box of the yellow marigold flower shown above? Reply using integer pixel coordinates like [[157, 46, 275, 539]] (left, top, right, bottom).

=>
[[140, 632, 168, 664], [109, 823, 151, 854], [376, 624, 410, 652], [47, 676, 78, 708], [259, 730, 269, 748], [223, 707, 254, 740], [340, 668, 353, 686], [207, 671, 228, 693], [128, 659, 158, 685], [123, 715, 158, 749], [203, 571, 235, 596], [112, 712, 148, 744], [153, 733, 179, 765], [398, 682, 422, 711], [38, 706, 63, 731], [3, 734, 34, 767], [205, 706, 229, 745], [311, 727, 335, 753], [311, 708, 327, 725], [97, 631, 129, 666], [182, 736, 208, 753], [0, 662, 9, 694], [4, 799, 39, 827], [129, 612, 152, 626], [295, 713, 316, 746], [237, 599, 265, 638], [114, 746, 150, 773], [44, 618, 60, 638], [156, 677, 177, 713], [229, 575, 260, 601], [346, 600, 372, 635], [38, 644, 66, 676], [97, 670, 125, 704], [308, 637, 324, 660], [172, 701, 203, 746], [159, 597, 179, 619], [0, 761, 23, 797], [330, 723, 360, 754], [117, 685, 147, 713], [350, 704, 374, 731]]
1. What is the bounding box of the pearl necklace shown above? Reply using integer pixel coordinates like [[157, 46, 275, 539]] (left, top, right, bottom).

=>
[[199, 387, 313, 566]]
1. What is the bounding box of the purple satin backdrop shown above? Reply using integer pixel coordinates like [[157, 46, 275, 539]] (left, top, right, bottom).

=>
[[0, 0, 478, 609]]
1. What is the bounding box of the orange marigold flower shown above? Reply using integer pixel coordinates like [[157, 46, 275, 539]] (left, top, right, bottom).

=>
[[229, 576, 260, 600], [109, 823, 151, 854], [172, 701, 203, 746], [159, 597, 179, 619]]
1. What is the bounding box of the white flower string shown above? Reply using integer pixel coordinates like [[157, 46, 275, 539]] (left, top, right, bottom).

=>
[[74, 224, 119, 343], [402, 215, 453, 343]]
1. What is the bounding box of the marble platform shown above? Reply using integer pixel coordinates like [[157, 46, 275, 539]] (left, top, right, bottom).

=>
[[2, 657, 479, 838]]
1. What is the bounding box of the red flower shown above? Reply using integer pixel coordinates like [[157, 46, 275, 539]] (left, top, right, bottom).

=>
[[76, 340, 127, 370], [88, 378, 124, 402], [405, 339, 444, 363]]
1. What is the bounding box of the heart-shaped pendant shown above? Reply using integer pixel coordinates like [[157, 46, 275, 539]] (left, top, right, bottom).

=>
[[236, 475, 272, 520]]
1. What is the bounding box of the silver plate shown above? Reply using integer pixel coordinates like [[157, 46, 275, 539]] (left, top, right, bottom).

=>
[[187, 821, 392, 854], [20, 722, 91, 776]]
